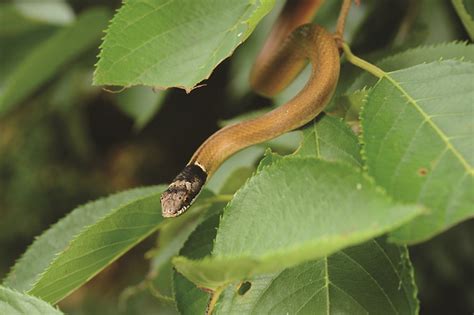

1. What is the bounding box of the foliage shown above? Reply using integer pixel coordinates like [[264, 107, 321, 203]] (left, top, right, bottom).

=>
[[362, 60, 474, 243], [0, 8, 110, 116], [94, 0, 275, 91], [0, 286, 62, 315], [1, 0, 473, 314], [175, 208, 419, 314]]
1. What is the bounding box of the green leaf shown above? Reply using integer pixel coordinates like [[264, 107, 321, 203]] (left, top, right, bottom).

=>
[[400, 0, 465, 47], [3, 186, 164, 292], [13, 0, 75, 26], [135, 190, 219, 303], [361, 60, 474, 244], [327, 88, 369, 125], [48, 66, 99, 111], [296, 115, 362, 167], [0, 1, 73, 37], [148, 190, 218, 274], [94, 0, 275, 91], [349, 41, 474, 93], [24, 185, 223, 304], [0, 286, 62, 315], [0, 28, 57, 88], [218, 167, 255, 195], [207, 147, 264, 193], [174, 202, 419, 314], [464, 0, 474, 15], [25, 186, 170, 304], [452, 0, 474, 40], [256, 149, 283, 172], [173, 157, 422, 289], [0, 8, 110, 116], [0, 4, 37, 37], [216, 238, 418, 315], [114, 86, 166, 130], [0, 7, 48, 37], [225, 0, 284, 102], [173, 211, 222, 315]]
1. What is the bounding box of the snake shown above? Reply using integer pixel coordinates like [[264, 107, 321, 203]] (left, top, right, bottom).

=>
[[161, 0, 344, 217]]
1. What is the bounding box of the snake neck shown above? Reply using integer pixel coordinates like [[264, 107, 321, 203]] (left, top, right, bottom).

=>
[[161, 164, 207, 217]]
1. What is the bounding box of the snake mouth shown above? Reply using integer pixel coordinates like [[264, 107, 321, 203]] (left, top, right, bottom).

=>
[[161, 198, 190, 217], [161, 164, 207, 217]]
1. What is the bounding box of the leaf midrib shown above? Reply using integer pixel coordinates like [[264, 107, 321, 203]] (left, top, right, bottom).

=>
[[383, 72, 473, 175]]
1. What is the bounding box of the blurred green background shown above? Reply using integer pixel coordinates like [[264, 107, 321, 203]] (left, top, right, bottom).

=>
[[0, 0, 472, 314]]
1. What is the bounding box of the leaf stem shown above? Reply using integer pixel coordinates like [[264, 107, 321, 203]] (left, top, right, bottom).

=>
[[341, 43, 385, 78]]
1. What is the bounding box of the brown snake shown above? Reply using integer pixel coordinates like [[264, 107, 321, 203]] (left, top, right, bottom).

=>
[[161, 0, 351, 217]]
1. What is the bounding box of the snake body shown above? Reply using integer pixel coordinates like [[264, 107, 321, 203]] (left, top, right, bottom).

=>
[[192, 25, 340, 176], [161, 23, 340, 217]]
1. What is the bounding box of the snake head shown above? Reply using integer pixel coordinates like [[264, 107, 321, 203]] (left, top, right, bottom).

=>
[[161, 164, 207, 217]]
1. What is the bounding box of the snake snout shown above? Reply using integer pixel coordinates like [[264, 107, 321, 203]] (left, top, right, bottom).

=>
[[161, 188, 189, 217], [161, 164, 207, 217]]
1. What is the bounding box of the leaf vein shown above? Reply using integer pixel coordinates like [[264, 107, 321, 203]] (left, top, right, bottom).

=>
[[330, 283, 369, 314], [383, 73, 473, 174], [339, 251, 398, 314]]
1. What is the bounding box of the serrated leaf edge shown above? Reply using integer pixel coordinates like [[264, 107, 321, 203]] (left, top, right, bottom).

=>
[[93, 0, 276, 92], [0, 285, 63, 314], [173, 157, 424, 289], [383, 60, 474, 174], [25, 187, 164, 303], [2, 186, 161, 289]]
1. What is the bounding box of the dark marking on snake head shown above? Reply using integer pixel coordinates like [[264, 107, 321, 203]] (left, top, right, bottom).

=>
[[161, 164, 207, 217]]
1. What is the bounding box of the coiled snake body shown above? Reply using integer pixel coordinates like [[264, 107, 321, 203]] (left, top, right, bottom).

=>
[[161, 4, 343, 217]]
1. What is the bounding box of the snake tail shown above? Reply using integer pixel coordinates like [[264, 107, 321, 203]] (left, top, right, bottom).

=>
[[161, 164, 207, 217]]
